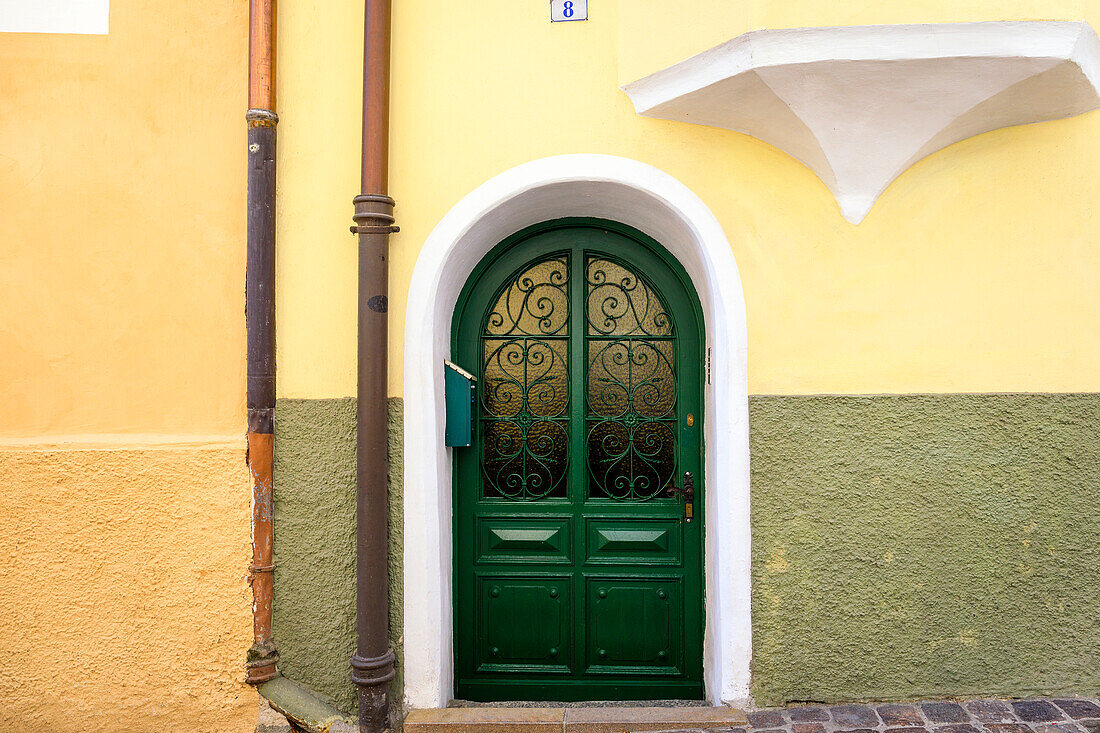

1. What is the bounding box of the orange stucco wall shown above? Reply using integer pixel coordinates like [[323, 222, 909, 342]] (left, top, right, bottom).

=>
[[0, 0, 247, 438], [0, 445, 255, 732], [0, 0, 255, 729]]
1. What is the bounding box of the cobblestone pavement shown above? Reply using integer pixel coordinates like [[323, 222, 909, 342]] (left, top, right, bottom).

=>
[[686, 697, 1100, 733], [257, 695, 1100, 732]]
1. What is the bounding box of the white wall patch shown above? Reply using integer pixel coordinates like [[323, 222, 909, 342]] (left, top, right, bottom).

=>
[[0, 0, 109, 34]]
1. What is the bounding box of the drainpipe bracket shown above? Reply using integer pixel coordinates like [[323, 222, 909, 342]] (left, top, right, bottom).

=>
[[350, 225, 400, 234]]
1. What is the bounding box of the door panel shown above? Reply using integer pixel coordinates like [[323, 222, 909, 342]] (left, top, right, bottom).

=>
[[585, 518, 682, 565], [476, 516, 573, 564], [454, 220, 704, 701], [585, 578, 681, 675], [477, 574, 572, 673]]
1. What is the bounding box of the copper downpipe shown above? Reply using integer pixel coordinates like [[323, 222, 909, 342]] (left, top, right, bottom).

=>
[[245, 0, 279, 686], [248, 0, 275, 112], [350, 0, 397, 730]]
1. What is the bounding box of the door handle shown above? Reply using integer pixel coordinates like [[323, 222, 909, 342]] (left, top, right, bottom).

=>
[[666, 471, 695, 522]]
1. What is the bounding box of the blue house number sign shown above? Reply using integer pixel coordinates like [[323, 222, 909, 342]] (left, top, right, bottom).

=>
[[551, 0, 587, 22]]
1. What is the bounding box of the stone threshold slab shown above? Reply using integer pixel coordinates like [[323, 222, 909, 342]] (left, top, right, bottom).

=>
[[404, 705, 747, 733]]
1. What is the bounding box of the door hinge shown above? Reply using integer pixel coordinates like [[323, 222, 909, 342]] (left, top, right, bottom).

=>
[[706, 347, 711, 385]]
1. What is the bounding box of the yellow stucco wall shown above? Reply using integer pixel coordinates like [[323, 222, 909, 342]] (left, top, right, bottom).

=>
[[275, 0, 1100, 399], [0, 0, 255, 729]]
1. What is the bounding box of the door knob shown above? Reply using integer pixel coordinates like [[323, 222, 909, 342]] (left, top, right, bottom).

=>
[[665, 471, 694, 499], [666, 471, 694, 522]]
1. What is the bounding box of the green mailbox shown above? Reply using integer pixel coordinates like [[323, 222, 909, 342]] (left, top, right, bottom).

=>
[[444, 360, 476, 447]]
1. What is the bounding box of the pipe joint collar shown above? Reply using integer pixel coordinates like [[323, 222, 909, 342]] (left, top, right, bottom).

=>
[[247, 407, 275, 434], [246, 641, 280, 685], [246, 108, 279, 127], [350, 647, 397, 688], [351, 194, 399, 234], [353, 193, 396, 207]]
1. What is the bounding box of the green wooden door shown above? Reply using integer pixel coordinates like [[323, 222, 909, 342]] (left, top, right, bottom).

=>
[[452, 219, 704, 702]]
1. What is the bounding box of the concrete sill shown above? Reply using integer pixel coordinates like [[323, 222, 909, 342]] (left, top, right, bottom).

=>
[[404, 705, 747, 733], [257, 675, 357, 733]]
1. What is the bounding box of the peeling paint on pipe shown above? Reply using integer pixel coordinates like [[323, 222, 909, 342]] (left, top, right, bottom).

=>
[[245, 0, 279, 687]]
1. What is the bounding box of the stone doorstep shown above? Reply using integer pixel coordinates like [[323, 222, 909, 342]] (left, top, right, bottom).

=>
[[404, 706, 748, 733]]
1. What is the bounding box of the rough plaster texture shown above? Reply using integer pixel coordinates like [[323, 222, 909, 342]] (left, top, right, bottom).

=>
[[273, 398, 404, 714], [749, 394, 1100, 706], [0, 445, 257, 732], [275, 394, 1099, 710]]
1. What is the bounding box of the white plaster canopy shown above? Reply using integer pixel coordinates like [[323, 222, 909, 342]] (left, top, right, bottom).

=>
[[622, 21, 1100, 223]]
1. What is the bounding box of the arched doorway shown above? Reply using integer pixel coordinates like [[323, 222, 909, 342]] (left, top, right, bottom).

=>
[[450, 219, 705, 701], [402, 154, 750, 708]]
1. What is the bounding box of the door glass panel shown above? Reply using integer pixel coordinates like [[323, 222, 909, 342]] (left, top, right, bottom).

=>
[[585, 258, 673, 337], [486, 256, 569, 336], [585, 419, 675, 501], [587, 340, 675, 418], [585, 257, 676, 501], [480, 255, 570, 500]]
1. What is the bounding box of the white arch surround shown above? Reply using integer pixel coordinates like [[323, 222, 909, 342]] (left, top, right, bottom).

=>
[[402, 154, 751, 709]]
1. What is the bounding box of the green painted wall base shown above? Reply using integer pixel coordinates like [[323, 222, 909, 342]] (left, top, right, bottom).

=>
[[272, 397, 404, 715], [272, 394, 1099, 711], [750, 394, 1100, 706]]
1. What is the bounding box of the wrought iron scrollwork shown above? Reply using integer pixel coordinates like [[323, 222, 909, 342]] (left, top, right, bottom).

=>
[[485, 256, 569, 337], [585, 256, 677, 502], [586, 258, 673, 337], [586, 340, 676, 500], [475, 251, 680, 503], [587, 340, 675, 419], [480, 256, 570, 500]]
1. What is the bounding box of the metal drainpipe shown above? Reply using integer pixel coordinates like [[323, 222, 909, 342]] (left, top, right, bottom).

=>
[[349, 0, 398, 730], [245, 0, 279, 687]]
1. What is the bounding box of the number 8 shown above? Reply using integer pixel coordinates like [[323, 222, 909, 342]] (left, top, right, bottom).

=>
[[563, 1, 574, 18]]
